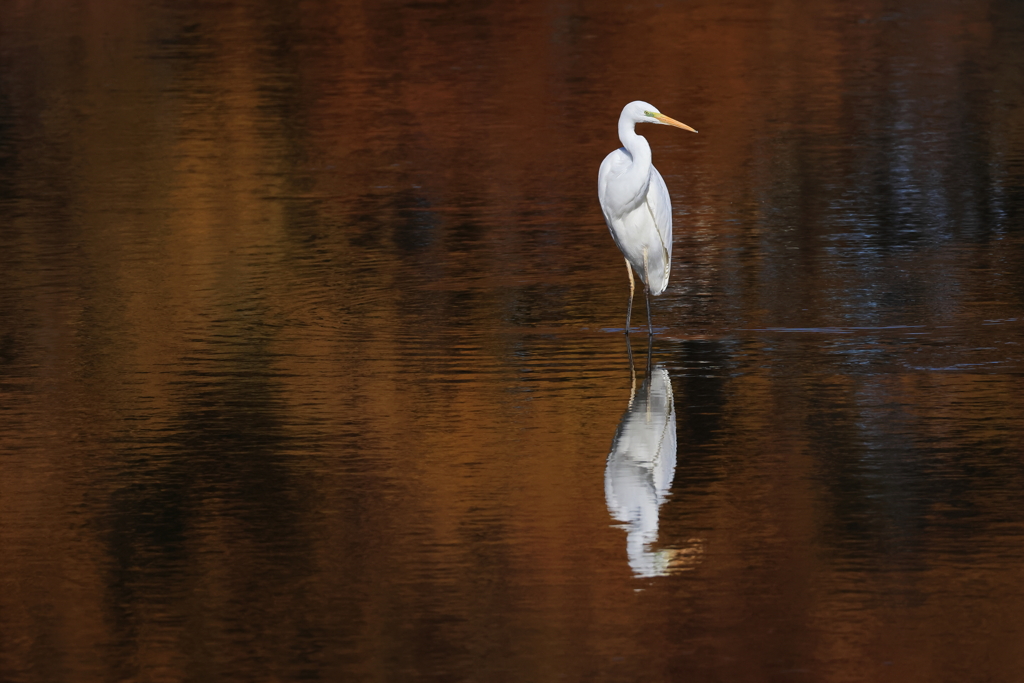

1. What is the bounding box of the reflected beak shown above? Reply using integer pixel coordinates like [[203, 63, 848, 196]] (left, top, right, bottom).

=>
[[653, 113, 698, 133]]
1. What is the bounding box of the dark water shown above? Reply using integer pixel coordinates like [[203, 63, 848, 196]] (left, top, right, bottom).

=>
[[3, 0, 1024, 681]]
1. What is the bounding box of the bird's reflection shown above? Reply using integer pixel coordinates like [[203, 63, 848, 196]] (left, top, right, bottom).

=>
[[605, 340, 702, 577]]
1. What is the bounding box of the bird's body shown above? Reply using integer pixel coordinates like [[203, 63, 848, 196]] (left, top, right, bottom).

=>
[[598, 151, 673, 296], [598, 101, 696, 334]]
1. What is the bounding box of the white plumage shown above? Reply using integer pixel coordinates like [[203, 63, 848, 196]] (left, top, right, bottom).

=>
[[598, 100, 696, 334]]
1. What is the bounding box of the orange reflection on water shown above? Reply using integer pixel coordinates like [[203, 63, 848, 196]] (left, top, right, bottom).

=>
[[2, 0, 1024, 681]]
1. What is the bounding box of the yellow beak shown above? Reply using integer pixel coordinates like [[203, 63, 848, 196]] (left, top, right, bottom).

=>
[[653, 113, 698, 133]]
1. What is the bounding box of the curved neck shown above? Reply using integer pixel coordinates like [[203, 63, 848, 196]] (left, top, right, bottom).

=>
[[619, 116, 652, 168], [616, 115, 653, 208]]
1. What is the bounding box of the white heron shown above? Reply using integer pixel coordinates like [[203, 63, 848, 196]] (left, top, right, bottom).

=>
[[598, 101, 697, 335]]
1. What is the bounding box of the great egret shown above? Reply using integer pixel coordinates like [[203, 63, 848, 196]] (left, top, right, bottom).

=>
[[598, 101, 697, 334]]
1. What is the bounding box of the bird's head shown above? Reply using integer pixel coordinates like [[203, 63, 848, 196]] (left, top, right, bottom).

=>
[[625, 101, 698, 133]]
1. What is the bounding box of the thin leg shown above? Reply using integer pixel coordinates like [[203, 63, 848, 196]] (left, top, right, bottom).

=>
[[625, 335, 637, 405], [643, 336, 654, 421], [642, 249, 653, 336], [645, 333, 653, 378], [645, 289, 652, 336], [624, 257, 635, 335]]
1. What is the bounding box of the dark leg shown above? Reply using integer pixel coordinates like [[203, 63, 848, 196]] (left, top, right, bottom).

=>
[[642, 249, 654, 336], [645, 333, 653, 378], [625, 334, 637, 404], [645, 286, 653, 336]]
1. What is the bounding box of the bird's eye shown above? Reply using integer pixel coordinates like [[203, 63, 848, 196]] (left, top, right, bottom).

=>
[[644, 111, 657, 118]]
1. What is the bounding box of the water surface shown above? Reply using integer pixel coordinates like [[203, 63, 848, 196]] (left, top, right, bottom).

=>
[[2, 0, 1024, 681]]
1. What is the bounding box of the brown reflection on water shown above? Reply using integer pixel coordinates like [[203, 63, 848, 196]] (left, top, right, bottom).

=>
[[2, 0, 1024, 681]]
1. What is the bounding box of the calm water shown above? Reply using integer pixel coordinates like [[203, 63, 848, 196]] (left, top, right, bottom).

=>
[[2, 0, 1024, 681]]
